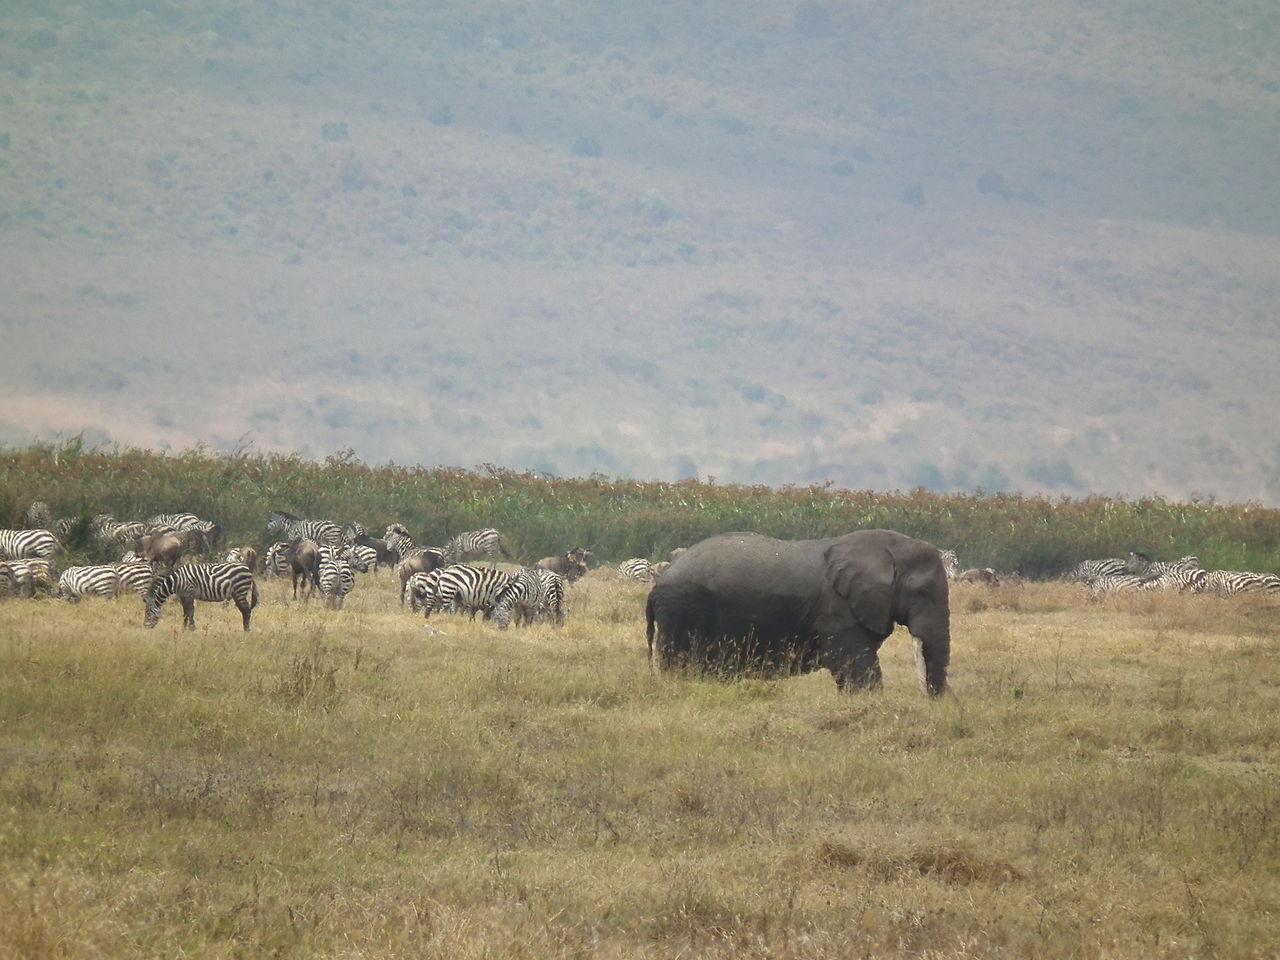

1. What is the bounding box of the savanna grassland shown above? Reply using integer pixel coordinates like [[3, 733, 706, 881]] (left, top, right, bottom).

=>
[[2, 569, 1278, 958]]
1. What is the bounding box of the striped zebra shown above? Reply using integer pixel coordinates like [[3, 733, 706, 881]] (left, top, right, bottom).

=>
[[421, 565, 512, 621], [348, 543, 377, 574], [1201, 569, 1280, 598], [0, 528, 63, 560], [1086, 572, 1150, 598], [114, 559, 155, 597], [1125, 555, 1208, 593], [342, 521, 369, 543], [384, 524, 417, 562], [618, 558, 654, 582], [1066, 558, 1127, 584], [405, 568, 445, 613], [53, 517, 80, 540], [91, 515, 149, 549], [443, 529, 512, 567], [148, 513, 220, 545], [0, 559, 52, 597], [491, 568, 541, 629], [144, 563, 258, 631], [262, 542, 292, 577], [58, 565, 121, 601], [520, 569, 566, 627], [267, 511, 341, 548], [939, 550, 960, 581], [317, 545, 356, 609]]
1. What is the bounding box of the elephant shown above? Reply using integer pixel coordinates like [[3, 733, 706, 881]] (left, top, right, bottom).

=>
[[645, 529, 950, 696]]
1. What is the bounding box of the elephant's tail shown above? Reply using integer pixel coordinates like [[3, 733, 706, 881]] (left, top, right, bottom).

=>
[[645, 589, 656, 668]]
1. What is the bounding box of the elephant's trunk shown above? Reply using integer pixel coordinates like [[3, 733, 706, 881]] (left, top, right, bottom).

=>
[[908, 607, 950, 697]]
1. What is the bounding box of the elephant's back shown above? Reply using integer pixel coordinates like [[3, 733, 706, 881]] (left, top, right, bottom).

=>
[[663, 532, 827, 593]]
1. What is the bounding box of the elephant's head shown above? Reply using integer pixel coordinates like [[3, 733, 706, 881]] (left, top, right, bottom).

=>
[[822, 531, 950, 696]]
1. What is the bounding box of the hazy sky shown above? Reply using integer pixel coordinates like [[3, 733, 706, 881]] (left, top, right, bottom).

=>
[[3, 2, 1279, 501]]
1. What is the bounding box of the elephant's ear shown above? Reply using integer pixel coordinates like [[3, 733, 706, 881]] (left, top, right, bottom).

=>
[[823, 538, 896, 636]]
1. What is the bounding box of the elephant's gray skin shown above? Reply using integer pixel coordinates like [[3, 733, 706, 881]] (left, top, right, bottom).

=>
[[645, 530, 950, 696]]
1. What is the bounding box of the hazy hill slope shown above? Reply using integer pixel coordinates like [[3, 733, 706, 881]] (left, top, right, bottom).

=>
[[1, 1, 1278, 500]]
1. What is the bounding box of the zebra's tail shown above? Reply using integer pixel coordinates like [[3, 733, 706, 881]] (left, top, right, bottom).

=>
[[250, 580, 260, 610]]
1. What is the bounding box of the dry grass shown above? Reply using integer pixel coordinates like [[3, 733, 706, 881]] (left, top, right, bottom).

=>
[[1, 574, 1277, 958]]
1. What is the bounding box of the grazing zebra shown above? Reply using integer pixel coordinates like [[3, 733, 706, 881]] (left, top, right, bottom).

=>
[[317, 545, 357, 609], [384, 524, 417, 562], [147, 513, 221, 545], [406, 568, 445, 613], [267, 511, 341, 549], [348, 543, 377, 574], [618, 558, 654, 581], [526, 569, 567, 626], [1201, 569, 1280, 598], [421, 565, 512, 621], [0, 559, 52, 597], [114, 559, 155, 597], [58, 565, 121, 601], [1066, 558, 1127, 584], [91, 515, 149, 549], [939, 550, 960, 581], [0, 528, 62, 560], [443, 529, 512, 567], [491, 568, 541, 629], [53, 517, 80, 540], [262, 542, 292, 577], [144, 563, 258, 631]]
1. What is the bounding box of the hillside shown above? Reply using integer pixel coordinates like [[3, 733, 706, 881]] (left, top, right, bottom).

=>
[[2, 1, 1279, 500]]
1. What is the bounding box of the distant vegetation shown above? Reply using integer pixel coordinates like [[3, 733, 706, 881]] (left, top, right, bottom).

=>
[[3, 442, 1278, 577]]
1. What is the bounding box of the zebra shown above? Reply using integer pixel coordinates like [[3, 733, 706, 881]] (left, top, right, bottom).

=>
[[0, 564, 19, 598], [1201, 569, 1280, 598], [114, 559, 155, 597], [939, 550, 960, 581], [267, 511, 341, 548], [421, 565, 513, 621], [1066, 558, 1127, 584], [1086, 572, 1150, 598], [53, 517, 80, 540], [0, 528, 63, 560], [618, 558, 654, 582], [406, 568, 445, 613], [0, 559, 52, 597], [1124, 555, 1208, 593], [58, 565, 121, 601], [262, 542, 292, 577], [317, 545, 356, 609], [526, 569, 566, 626], [491, 568, 542, 629], [442, 529, 512, 567], [148, 513, 221, 543], [348, 543, 377, 574], [144, 563, 258, 631], [342, 521, 369, 543], [384, 524, 417, 562], [91, 515, 149, 549]]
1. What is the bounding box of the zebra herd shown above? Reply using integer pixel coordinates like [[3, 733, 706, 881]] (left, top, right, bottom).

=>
[[1067, 553, 1280, 598], [0, 502, 574, 631]]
